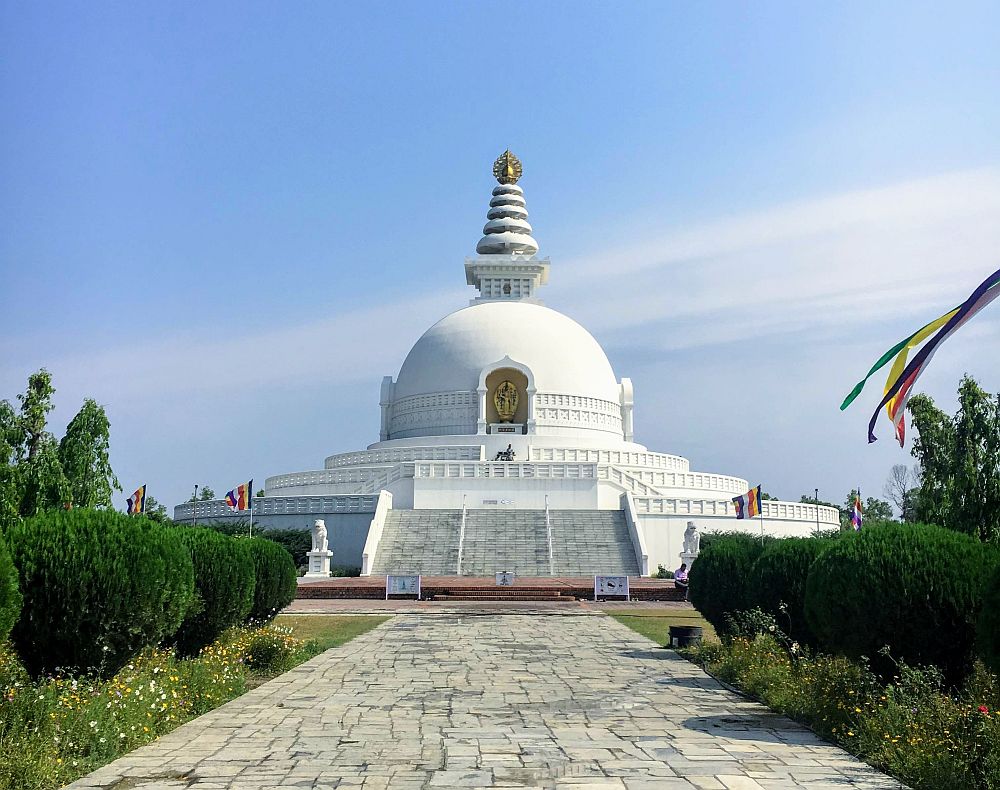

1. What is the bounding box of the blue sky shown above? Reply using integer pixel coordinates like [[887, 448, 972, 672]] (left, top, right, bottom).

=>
[[2, 1, 999, 512]]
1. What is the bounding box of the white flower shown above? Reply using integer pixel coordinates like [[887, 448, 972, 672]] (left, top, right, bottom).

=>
[[89, 721, 97, 728], [99, 737, 106, 743]]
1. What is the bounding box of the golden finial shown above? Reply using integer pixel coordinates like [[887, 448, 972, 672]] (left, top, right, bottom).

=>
[[492, 149, 522, 185]]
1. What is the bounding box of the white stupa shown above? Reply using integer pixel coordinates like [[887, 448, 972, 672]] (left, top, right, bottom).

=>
[[175, 151, 839, 575]]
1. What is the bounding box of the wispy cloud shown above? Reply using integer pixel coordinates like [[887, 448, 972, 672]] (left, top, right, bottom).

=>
[[557, 167, 1000, 348]]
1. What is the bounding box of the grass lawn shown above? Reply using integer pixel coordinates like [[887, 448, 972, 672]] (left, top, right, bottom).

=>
[[610, 608, 717, 645], [274, 614, 390, 651]]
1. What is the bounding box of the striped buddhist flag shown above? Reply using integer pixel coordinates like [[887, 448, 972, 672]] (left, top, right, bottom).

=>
[[126, 484, 146, 515], [226, 479, 253, 512], [732, 485, 762, 520], [851, 494, 863, 531]]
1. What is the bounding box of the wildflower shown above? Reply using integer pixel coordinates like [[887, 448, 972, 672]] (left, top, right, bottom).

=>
[[89, 721, 97, 728], [979, 705, 989, 714]]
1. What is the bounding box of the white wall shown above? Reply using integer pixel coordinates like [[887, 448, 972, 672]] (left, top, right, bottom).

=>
[[413, 476, 599, 510]]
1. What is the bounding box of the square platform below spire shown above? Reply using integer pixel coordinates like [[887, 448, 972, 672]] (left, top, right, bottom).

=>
[[465, 255, 551, 304]]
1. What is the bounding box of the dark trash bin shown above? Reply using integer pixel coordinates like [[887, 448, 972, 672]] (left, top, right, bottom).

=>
[[668, 625, 703, 648]]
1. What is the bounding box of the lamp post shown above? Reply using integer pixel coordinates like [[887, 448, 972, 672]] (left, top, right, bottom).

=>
[[814, 487, 820, 535]]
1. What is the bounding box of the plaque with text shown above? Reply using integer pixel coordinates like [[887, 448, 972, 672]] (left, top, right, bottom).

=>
[[386, 574, 421, 600], [594, 575, 630, 601], [496, 571, 515, 587]]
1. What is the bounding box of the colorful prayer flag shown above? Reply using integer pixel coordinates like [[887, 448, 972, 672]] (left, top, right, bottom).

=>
[[841, 266, 1000, 445], [851, 494, 863, 531], [126, 484, 146, 515], [732, 485, 762, 520], [225, 479, 253, 512], [867, 266, 1000, 444]]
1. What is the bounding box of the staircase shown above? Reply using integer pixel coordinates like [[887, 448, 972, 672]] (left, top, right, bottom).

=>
[[369, 508, 641, 577], [370, 510, 462, 575], [460, 510, 552, 576], [549, 510, 640, 576]]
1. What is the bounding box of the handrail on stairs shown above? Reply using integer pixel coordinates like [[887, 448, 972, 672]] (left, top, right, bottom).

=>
[[456, 494, 467, 575], [545, 494, 555, 575]]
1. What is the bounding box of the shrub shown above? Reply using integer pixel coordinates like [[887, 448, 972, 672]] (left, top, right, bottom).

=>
[[688, 532, 770, 635], [6, 509, 194, 677], [0, 531, 22, 641], [245, 537, 297, 623], [752, 536, 835, 647], [262, 529, 312, 567], [979, 563, 1000, 674], [223, 623, 306, 674], [805, 522, 992, 685], [172, 528, 254, 656]]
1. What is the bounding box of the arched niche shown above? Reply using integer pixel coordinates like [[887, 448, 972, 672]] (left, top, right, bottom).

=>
[[485, 367, 530, 424]]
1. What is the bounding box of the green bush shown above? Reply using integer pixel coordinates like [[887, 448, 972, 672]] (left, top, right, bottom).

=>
[[752, 536, 835, 647], [805, 522, 993, 685], [0, 531, 22, 642], [688, 533, 770, 635], [6, 509, 194, 677], [262, 529, 312, 567], [979, 563, 1000, 675], [245, 537, 297, 623], [173, 528, 254, 656]]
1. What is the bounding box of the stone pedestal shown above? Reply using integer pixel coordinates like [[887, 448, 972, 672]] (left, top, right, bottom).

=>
[[680, 551, 699, 569], [304, 549, 333, 579]]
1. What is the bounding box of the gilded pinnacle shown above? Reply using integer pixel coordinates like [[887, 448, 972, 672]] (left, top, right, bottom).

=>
[[492, 149, 523, 185]]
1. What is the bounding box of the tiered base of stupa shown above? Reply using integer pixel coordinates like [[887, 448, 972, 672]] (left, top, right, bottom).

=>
[[173, 435, 839, 576]]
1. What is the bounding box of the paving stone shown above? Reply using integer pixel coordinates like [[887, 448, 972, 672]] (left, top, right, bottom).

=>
[[64, 614, 907, 789]]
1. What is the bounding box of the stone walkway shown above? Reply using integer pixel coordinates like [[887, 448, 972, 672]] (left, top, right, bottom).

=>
[[67, 614, 905, 789]]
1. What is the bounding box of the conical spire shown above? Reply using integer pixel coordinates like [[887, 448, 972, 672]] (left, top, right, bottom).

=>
[[476, 151, 539, 256]]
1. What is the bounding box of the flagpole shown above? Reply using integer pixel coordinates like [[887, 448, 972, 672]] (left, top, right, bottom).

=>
[[249, 493, 253, 539]]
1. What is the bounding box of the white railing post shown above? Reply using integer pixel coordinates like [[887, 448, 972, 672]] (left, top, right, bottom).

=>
[[545, 494, 555, 576], [456, 494, 467, 576], [360, 490, 393, 576], [621, 492, 650, 576]]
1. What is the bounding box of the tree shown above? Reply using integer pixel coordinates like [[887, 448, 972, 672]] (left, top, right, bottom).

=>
[[16, 370, 56, 461], [143, 495, 170, 523], [844, 489, 894, 524], [0, 402, 20, 529], [188, 486, 216, 502], [908, 376, 1000, 542], [760, 491, 777, 501], [883, 464, 919, 521], [58, 399, 120, 509], [9, 371, 68, 516]]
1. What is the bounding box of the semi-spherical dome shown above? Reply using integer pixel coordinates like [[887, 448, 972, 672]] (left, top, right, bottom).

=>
[[394, 301, 620, 403]]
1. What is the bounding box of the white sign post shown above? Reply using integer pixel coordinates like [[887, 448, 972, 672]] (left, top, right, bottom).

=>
[[594, 575, 630, 601], [386, 574, 421, 600], [496, 571, 515, 586]]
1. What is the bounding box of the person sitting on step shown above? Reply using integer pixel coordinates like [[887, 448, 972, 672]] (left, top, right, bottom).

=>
[[674, 563, 689, 600]]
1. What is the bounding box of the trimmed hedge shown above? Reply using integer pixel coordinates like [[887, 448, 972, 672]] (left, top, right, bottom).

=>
[[6, 509, 194, 677], [752, 536, 835, 647], [979, 563, 1000, 675], [173, 528, 254, 655], [689, 533, 771, 635], [0, 531, 22, 641], [246, 537, 297, 623], [805, 522, 992, 685]]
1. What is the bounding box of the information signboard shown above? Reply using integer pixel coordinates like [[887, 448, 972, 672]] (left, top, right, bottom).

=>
[[386, 574, 421, 600], [496, 571, 515, 586], [594, 575, 630, 601]]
